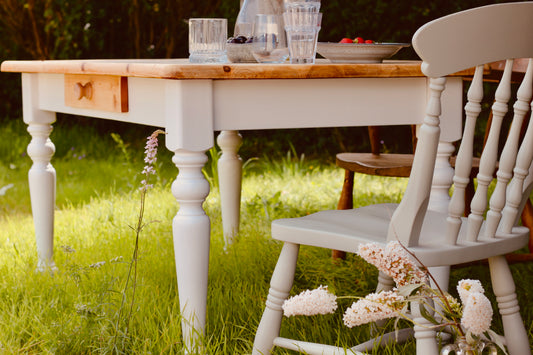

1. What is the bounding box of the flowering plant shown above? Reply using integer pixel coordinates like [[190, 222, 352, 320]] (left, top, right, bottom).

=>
[[282, 241, 507, 353]]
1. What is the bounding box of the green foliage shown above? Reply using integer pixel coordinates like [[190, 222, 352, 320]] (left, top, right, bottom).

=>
[[1, 122, 533, 353]]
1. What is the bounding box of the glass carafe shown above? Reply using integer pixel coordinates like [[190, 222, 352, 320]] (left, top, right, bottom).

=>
[[234, 0, 283, 38]]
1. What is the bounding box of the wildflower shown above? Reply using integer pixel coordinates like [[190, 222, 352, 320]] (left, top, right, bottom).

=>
[[140, 130, 164, 192], [110, 256, 123, 263], [357, 242, 427, 287], [461, 291, 493, 335], [283, 285, 337, 317], [343, 290, 405, 328], [89, 261, 106, 268], [60, 245, 76, 253], [457, 279, 485, 304]]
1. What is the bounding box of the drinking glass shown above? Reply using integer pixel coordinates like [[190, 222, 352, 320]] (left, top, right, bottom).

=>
[[189, 18, 228, 63], [284, 0, 321, 12], [251, 14, 289, 63], [283, 11, 322, 64]]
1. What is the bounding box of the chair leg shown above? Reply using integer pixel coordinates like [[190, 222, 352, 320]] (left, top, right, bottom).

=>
[[411, 301, 439, 355], [333, 170, 354, 260], [337, 170, 354, 210], [253, 242, 300, 355], [488, 255, 530, 355]]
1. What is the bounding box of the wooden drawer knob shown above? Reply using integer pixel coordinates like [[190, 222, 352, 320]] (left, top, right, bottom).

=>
[[74, 82, 93, 100]]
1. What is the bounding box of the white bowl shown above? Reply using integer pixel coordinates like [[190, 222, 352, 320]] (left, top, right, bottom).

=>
[[316, 42, 410, 63]]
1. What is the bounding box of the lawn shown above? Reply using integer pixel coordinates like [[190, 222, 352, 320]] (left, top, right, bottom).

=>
[[0, 118, 532, 354]]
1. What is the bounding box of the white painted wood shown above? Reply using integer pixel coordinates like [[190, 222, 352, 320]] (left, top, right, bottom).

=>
[[272, 337, 365, 354], [252, 243, 299, 355], [466, 61, 513, 241], [428, 141, 455, 214], [485, 60, 533, 238], [216, 130, 243, 243], [501, 79, 533, 234], [255, 3, 533, 354], [213, 78, 463, 143], [446, 65, 484, 244], [38, 74, 167, 127], [413, 2, 533, 78], [170, 149, 211, 355], [489, 255, 531, 355], [164, 80, 214, 152], [411, 301, 439, 355], [22, 73, 58, 272], [387, 77, 445, 247]]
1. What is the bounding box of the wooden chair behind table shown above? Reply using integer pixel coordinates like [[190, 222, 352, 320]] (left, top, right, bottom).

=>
[[334, 59, 533, 263], [252, 3, 533, 355]]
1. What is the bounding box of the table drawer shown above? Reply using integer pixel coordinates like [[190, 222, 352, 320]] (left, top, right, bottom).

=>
[[64, 74, 128, 113]]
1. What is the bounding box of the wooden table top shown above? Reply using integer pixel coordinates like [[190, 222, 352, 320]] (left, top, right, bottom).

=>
[[0, 59, 477, 80]]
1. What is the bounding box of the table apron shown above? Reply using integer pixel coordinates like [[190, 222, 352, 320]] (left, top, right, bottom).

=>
[[29, 73, 463, 146]]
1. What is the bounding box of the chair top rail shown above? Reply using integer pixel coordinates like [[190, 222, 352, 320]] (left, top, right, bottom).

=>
[[413, 2, 533, 78]]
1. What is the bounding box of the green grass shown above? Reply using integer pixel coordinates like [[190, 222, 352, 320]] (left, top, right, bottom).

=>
[[0, 118, 532, 354]]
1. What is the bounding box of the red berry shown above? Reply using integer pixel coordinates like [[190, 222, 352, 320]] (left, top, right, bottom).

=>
[[339, 38, 353, 43], [353, 37, 364, 43], [364, 39, 374, 44]]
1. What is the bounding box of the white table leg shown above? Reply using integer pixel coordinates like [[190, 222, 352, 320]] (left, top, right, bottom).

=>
[[27, 122, 57, 272], [216, 130, 243, 245], [170, 149, 211, 354], [429, 141, 455, 213], [22, 72, 58, 272]]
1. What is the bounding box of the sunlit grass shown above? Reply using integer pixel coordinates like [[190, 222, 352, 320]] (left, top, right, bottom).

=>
[[1, 119, 532, 354]]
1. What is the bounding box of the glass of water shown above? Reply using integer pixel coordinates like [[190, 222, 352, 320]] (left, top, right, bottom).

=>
[[251, 14, 289, 63], [283, 11, 322, 64]]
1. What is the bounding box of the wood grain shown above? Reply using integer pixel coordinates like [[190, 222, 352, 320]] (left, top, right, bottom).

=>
[[1, 59, 478, 80], [64, 74, 128, 113]]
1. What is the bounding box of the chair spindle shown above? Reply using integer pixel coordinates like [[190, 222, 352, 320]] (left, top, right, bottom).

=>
[[485, 59, 533, 238]]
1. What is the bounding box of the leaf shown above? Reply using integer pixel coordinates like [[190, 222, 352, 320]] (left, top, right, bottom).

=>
[[419, 303, 440, 325], [397, 283, 424, 297]]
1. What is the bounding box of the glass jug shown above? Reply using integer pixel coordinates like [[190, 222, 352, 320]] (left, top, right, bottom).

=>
[[234, 0, 283, 38]]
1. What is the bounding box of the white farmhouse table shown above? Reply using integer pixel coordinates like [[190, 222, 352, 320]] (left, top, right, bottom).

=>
[[1, 59, 470, 352]]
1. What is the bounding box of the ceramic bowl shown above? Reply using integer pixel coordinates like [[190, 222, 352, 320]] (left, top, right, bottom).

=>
[[316, 42, 410, 63]]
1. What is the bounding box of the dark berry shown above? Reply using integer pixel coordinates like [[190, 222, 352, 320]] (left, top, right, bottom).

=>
[[235, 35, 247, 43]]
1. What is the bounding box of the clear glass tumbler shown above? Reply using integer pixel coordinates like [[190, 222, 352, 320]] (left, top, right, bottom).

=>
[[189, 18, 228, 63], [251, 14, 289, 63], [283, 12, 322, 64], [284, 0, 321, 12]]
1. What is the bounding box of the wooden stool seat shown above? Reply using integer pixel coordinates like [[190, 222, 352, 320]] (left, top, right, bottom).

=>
[[336, 153, 413, 177]]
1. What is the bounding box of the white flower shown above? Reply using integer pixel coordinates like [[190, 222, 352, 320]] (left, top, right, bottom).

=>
[[343, 290, 405, 328], [461, 291, 493, 335], [89, 261, 106, 268], [282, 285, 337, 317], [457, 279, 485, 304], [357, 242, 427, 287]]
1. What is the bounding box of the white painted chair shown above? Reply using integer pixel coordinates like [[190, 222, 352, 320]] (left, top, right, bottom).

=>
[[252, 3, 533, 355]]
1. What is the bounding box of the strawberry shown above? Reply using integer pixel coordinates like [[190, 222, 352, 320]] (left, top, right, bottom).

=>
[[339, 38, 353, 43], [353, 37, 364, 43], [364, 39, 374, 44]]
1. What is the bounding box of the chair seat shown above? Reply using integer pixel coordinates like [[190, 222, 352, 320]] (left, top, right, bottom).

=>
[[337, 153, 483, 179], [336, 153, 414, 177], [272, 205, 529, 267]]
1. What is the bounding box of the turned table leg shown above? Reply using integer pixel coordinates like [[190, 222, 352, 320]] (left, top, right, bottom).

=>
[[171, 149, 211, 354], [217, 130, 243, 245], [22, 73, 58, 272]]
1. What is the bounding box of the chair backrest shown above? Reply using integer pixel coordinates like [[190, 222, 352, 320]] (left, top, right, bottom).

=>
[[387, 2, 533, 247]]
